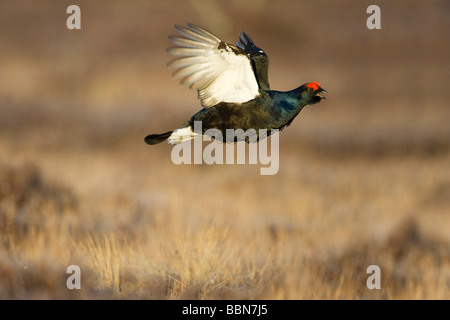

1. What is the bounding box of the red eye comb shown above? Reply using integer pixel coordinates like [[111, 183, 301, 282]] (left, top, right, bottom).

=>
[[307, 82, 321, 90]]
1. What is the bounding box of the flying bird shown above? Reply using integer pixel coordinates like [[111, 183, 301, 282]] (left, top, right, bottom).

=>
[[145, 23, 327, 145]]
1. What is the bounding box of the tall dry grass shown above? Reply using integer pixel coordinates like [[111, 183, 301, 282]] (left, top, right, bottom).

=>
[[1, 144, 449, 299]]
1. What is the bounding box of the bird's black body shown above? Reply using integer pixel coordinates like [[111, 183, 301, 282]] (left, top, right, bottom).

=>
[[189, 87, 321, 140], [144, 24, 326, 145]]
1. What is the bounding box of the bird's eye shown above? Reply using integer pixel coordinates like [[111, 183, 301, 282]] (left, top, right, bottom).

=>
[[309, 87, 314, 92]]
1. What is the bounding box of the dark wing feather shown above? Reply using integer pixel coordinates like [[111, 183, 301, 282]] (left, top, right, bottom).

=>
[[236, 31, 270, 90]]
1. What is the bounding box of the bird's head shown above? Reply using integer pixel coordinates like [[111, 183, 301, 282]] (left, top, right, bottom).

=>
[[300, 82, 327, 105]]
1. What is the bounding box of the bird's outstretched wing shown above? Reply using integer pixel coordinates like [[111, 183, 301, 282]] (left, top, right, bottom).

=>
[[167, 23, 260, 108]]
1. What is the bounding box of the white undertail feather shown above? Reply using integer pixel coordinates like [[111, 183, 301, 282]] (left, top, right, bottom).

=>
[[168, 127, 200, 144]]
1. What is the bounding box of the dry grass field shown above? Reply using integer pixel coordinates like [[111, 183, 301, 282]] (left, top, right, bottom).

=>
[[0, 1, 449, 299]]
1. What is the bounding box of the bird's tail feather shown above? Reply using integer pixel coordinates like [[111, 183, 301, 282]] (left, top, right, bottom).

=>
[[145, 126, 200, 145], [145, 131, 173, 145]]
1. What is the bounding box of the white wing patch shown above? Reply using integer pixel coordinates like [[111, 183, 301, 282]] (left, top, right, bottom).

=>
[[167, 24, 260, 108]]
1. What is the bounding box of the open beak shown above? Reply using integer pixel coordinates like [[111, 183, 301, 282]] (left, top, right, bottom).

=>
[[315, 88, 327, 99]]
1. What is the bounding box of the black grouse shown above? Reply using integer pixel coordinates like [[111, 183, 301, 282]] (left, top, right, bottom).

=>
[[145, 23, 327, 145]]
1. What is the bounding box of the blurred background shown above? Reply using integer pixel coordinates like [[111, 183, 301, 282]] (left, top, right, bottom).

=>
[[0, 0, 449, 299]]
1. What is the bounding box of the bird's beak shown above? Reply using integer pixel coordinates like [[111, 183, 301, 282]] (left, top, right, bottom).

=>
[[315, 88, 327, 99]]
